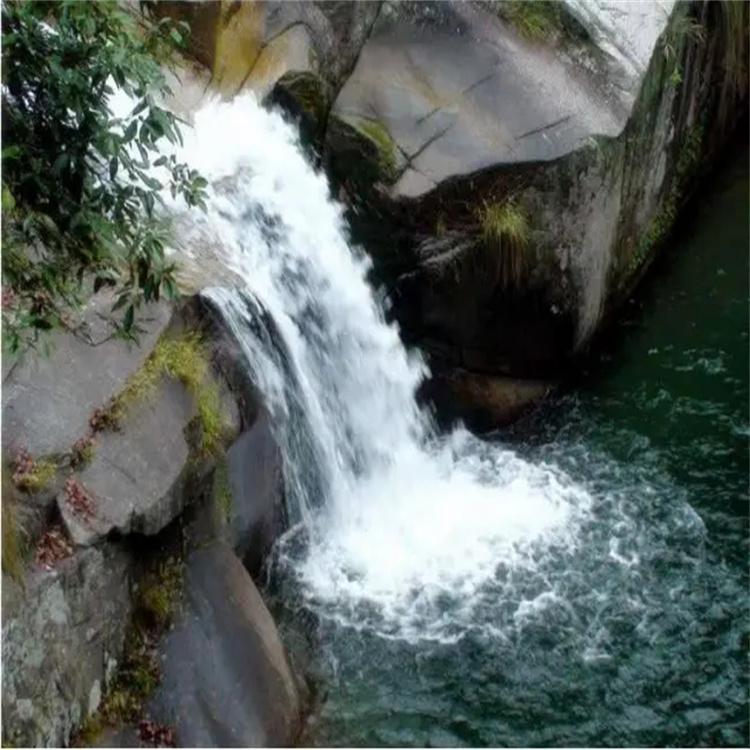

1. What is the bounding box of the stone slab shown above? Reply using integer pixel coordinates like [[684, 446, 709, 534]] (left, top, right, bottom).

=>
[[60, 378, 194, 547], [2, 296, 171, 459]]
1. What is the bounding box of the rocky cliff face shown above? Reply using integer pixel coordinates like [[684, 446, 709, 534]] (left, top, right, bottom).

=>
[[148, 0, 747, 430], [1, 295, 303, 747]]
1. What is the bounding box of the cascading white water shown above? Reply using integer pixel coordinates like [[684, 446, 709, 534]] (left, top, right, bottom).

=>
[[161, 95, 596, 642]]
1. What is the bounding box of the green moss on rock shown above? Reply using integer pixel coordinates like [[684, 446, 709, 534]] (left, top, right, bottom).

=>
[[326, 112, 400, 193], [266, 71, 331, 147]]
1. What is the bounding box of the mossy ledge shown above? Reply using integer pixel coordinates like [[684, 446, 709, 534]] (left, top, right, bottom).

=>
[[91, 330, 231, 459]]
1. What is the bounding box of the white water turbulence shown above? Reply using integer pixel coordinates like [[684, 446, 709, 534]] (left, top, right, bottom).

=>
[[163, 95, 595, 643]]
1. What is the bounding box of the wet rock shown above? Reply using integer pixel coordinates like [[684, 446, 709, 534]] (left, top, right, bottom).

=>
[[226, 409, 286, 578], [149, 1, 381, 99], [329, 1, 633, 199], [1, 546, 132, 748], [422, 367, 552, 433], [149, 542, 301, 747], [265, 70, 331, 148]]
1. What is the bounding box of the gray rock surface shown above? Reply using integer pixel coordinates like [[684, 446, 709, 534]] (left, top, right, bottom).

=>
[[564, 0, 675, 94], [148, 1, 381, 100], [149, 542, 301, 747], [331, 1, 633, 197], [227, 409, 287, 577], [1, 546, 131, 748], [60, 378, 195, 547], [2, 296, 170, 458]]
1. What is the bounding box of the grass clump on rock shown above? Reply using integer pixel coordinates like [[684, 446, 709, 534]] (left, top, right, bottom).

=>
[[477, 198, 530, 289], [91, 332, 226, 457], [491, 1, 562, 42], [9, 448, 56, 494]]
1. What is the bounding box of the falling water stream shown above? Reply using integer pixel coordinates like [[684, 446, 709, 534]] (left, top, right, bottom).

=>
[[160, 96, 747, 747]]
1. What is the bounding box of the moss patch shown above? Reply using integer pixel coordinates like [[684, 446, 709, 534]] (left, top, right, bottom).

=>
[[340, 114, 399, 183], [90, 332, 227, 457]]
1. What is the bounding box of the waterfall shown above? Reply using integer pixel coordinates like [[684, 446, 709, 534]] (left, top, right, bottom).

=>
[[164, 95, 593, 643]]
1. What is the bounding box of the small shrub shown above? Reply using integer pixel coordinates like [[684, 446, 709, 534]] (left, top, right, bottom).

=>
[[477, 198, 530, 289], [34, 523, 74, 571], [138, 719, 175, 748], [70, 433, 96, 468], [90, 398, 125, 433], [10, 447, 56, 493]]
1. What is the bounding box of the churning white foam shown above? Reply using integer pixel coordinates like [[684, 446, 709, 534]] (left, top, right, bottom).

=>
[[161, 95, 596, 642]]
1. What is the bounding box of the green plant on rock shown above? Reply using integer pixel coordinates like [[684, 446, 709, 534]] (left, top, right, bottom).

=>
[[69, 433, 95, 468], [490, 1, 562, 42], [91, 332, 227, 456], [1, 0, 207, 355], [10, 448, 56, 493], [660, 4, 705, 88], [342, 114, 398, 184], [2, 465, 29, 579], [477, 198, 530, 289], [135, 555, 184, 630]]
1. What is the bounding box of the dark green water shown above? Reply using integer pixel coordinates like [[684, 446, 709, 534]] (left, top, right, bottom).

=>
[[290, 148, 748, 747]]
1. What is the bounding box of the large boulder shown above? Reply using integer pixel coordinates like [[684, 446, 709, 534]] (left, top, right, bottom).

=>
[[59, 378, 196, 547], [1, 546, 132, 748], [148, 1, 382, 100], [149, 542, 302, 747], [327, 1, 634, 198], [358, 1, 747, 425], [2, 296, 170, 459]]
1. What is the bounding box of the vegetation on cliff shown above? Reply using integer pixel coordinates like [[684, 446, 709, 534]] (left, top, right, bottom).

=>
[[1, 0, 206, 354]]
